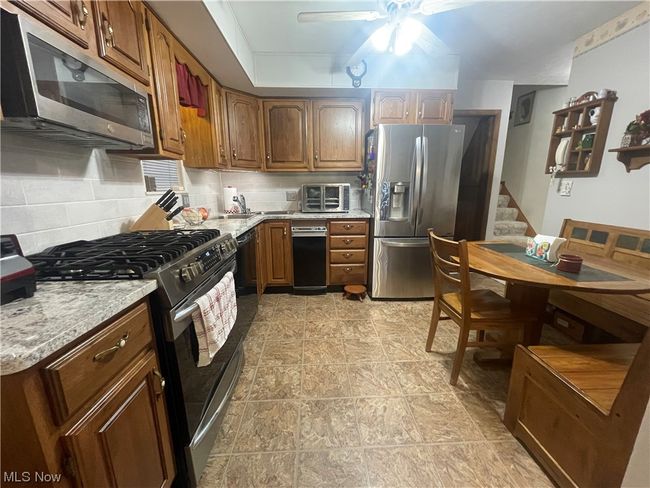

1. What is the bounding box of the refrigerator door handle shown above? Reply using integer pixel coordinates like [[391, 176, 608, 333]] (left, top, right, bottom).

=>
[[411, 137, 422, 227], [420, 136, 429, 200], [381, 238, 430, 248]]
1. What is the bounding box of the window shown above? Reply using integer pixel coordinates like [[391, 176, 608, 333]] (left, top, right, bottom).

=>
[[141, 160, 185, 192]]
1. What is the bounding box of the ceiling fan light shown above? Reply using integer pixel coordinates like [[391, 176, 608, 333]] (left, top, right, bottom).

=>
[[370, 24, 393, 52], [394, 17, 423, 55]]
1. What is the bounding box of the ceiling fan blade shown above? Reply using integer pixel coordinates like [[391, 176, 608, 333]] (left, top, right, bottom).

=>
[[417, 0, 475, 16], [415, 26, 452, 55], [297, 10, 386, 23]]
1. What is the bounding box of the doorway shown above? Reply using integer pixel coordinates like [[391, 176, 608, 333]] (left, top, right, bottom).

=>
[[453, 110, 501, 241]]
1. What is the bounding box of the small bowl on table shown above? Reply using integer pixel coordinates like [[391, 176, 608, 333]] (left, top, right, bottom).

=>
[[557, 254, 583, 273]]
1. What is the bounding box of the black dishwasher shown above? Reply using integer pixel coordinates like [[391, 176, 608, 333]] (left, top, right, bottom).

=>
[[292, 222, 327, 294]]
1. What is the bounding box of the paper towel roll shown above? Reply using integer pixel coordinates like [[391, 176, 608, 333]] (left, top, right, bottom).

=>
[[223, 187, 238, 213]]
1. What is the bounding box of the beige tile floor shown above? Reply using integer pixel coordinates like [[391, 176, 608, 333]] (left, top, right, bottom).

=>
[[198, 279, 557, 488]]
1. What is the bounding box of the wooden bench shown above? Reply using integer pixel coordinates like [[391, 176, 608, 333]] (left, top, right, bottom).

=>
[[504, 330, 649, 488], [548, 219, 650, 342]]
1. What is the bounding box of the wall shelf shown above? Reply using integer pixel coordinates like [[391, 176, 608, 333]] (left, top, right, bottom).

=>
[[608, 145, 650, 172], [545, 95, 618, 177]]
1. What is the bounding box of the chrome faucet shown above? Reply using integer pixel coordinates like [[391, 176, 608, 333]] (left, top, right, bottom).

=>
[[233, 194, 249, 214]]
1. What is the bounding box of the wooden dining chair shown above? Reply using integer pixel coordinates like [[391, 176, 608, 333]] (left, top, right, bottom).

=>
[[426, 231, 537, 385]]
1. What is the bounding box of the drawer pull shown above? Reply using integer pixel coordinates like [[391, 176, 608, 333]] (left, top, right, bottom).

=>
[[153, 369, 166, 393], [93, 333, 129, 362], [343, 239, 353, 244], [345, 267, 352, 273], [344, 253, 353, 258], [344, 224, 353, 230]]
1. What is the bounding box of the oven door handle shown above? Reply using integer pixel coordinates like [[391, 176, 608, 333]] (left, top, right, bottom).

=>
[[189, 344, 243, 449], [170, 260, 237, 333]]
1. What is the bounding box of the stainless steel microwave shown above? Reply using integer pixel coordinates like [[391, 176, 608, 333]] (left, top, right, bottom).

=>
[[301, 184, 350, 213], [1, 11, 153, 149]]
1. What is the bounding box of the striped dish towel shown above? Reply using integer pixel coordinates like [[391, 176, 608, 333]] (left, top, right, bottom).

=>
[[191, 271, 237, 367]]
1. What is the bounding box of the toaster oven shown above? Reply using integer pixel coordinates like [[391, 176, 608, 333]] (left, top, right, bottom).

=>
[[301, 184, 350, 213]]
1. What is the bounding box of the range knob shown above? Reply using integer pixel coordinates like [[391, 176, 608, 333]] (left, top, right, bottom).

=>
[[180, 266, 193, 283]]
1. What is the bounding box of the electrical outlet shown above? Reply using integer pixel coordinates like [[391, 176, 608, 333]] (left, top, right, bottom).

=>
[[181, 194, 190, 207], [286, 191, 298, 201], [559, 180, 573, 197]]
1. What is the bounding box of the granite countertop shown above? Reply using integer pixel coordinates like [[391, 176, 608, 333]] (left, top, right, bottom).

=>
[[1, 280, 158, 376], [192, 210, 372, 238]]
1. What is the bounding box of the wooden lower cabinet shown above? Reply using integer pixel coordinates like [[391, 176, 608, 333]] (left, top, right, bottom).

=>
[[264, 221, 293, 286], [63, 352, 174, 487], [0, 299, 175, 488], [328, 220, 369, 285]]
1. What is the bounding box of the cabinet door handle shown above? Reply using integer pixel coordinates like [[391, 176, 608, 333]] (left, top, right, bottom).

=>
[[219, 144, 226, 158], [103, 18, 115, 48], [343, 239, 352, 244], [153, 370, 166, 394], [180, 127, 187, 144], [283, 227, 287, 237], [405, 110, 409, 117], [232, 149, 238, 159], [266, 153, 271, 161], [418, 111, 422, 118], [314, 152, 319, 161], [78, 0, 89, 29], [93, 332, 129, 362]]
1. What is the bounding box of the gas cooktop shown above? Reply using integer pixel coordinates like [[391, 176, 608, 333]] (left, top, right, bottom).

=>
[[28, 230, 221, 281]]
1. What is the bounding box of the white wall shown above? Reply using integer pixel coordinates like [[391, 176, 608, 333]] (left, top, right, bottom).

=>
[[541, 22, 650, 235], [502, 85, 567, 230], [220, 171, 362, 212], [623, 400, 650, 488], [454, 79, 515, 238], [0, 134, 223, 255]]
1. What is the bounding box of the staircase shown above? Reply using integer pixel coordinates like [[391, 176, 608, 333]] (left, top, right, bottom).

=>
[[494, 182, 535, 245]]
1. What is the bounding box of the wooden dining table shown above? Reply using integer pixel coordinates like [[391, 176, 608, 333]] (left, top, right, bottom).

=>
[[464, 241, 650, 351]]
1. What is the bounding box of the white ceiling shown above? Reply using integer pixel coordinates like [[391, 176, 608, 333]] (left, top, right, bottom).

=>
[[229, 0, 640, 83]]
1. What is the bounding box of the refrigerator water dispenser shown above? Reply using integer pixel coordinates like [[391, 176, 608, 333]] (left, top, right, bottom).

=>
[[389, 182, 409, 220]]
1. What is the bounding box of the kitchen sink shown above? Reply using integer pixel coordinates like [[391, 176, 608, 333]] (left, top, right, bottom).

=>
[[257, 210, 292, 215], [214, 214, 257, 220]]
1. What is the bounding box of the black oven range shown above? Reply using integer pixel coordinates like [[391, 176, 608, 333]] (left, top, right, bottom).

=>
[[28, 229, 257, 487]]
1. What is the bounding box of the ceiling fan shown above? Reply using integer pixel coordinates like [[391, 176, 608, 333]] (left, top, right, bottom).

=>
[[298, 0, 473, 62]]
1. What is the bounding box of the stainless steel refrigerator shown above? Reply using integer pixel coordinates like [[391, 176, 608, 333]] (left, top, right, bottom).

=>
[[362, 124, 464, 298]]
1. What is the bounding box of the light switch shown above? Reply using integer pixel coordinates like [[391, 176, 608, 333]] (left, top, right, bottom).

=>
[[559, 180, 573, 197]]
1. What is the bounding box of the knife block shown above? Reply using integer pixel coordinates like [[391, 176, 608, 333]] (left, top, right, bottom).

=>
[[130, 204, 174, 231]]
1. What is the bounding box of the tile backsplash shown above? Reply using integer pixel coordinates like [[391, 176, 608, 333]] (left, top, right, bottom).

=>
[[220, 172, 362, 212], [0, 134, 363, 255], [0, 134, 222, 255]]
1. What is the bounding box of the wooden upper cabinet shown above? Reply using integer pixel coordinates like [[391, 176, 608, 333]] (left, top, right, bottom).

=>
[[372, 90, 413, 125], [93, 0, 149, 85], [312, 99, 364, 171], [371, 90, 454, 126], [11, 0, 92, 47], [62, 353, 175, 487], [175, 42, 215, 168], [145, 10, 183, 156], [414, 91, 453, 125], [264, 221, 293, 286], [210, 79, 229, 169], [225, 90, 262, 170], [263, 100, 310, 171]]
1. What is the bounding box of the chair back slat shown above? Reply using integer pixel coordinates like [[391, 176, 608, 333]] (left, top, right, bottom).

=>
[[428, 231, 472, 317]]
